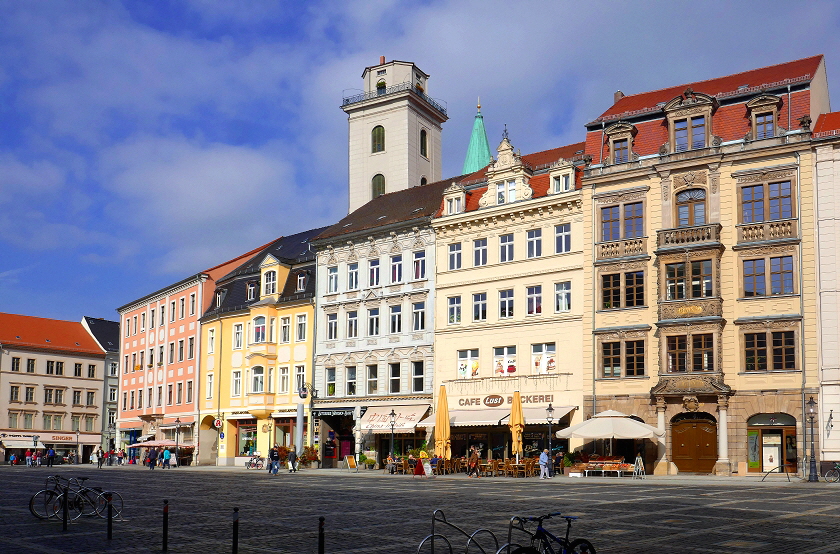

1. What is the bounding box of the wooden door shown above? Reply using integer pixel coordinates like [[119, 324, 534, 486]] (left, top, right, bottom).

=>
[[672, 420, 717, 473]]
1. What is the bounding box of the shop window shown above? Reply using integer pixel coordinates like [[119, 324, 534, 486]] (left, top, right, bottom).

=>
[[457, 349, 479, 379], [532, 343, 556, 374], [494, 346, 516, 376]]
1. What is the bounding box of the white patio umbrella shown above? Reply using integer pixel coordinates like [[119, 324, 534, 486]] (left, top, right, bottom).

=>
[[555, 410, 663, 439]]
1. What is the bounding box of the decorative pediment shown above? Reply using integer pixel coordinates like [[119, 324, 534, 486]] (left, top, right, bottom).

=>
[[362, 289, 379, 302], [663, 88, 719, 115], [389, 232, 402, 253], [326, 246, 337, 265], [491, 136, 520, 171], [650, 374, 731, 396], [444, 182, 465, 195], [346, 242, 358, 262], [672, 170, 708, 190], [366, 237, 380, 257], [604, 121, 638, 138], [259, 254, 280, 268], [746, 94, 783, 112]]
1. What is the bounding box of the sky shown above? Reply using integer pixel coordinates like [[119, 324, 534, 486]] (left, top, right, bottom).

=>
[[2, 0, 840, 323]]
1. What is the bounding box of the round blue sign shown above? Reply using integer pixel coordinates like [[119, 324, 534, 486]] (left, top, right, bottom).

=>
[[219, 432, 225, 439]]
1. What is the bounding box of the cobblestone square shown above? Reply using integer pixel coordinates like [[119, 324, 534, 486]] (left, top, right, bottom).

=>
[[2, 465, 839, 553]]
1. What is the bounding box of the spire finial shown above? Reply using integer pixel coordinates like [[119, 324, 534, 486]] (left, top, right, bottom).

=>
[[502, 124, 508, 140], [477, 97, 481, 111]]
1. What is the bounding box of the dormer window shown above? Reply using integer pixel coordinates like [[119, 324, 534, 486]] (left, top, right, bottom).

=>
[[296, 272, 307, 291], [755, 113, 774, 139], [675, 116, 706, 151], [497, 180, 516, 204], [376, 79, 386, 94], [215, 291, 223, 308], [553, 173, 571, 193], [446, 197, 461, 214], [246, 282, 256, 301], [745, 94, 782, 141], [442, 182, 466, 215], [603, 122, 637, 165], [662, 89, 717, 154], [613, 139, 629, 164], [264, 271, 277, 295]]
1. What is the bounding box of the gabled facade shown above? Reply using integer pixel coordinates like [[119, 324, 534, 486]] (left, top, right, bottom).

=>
[[431, 136, 588, 459], [199, 227, 327, 466]]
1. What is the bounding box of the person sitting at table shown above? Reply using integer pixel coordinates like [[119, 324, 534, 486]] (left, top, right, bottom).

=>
[[408, 453, 417, 467], [386, 454, 397, 474]]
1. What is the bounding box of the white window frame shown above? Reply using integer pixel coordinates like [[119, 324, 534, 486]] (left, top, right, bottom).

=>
[[251, 366, 264, 394], [367, 364, 378, 394], [412, 361, 424, 393], [369, 259, 380, 287], [296, 273, 306, 292], [327, 313, 338, 340], [327, 266, 339, 293], [448, 296, 462, 324], [190, 293, 196, 315], [555, 281, 572, 312], [412, 302, 425, 331], [500, 234, 514, 262], [346, 366, 357, 396], [474, 238, 487, 267], [264, 271, 277, 295], [295, 365, 305, 394], [280, 317, 291, 343], [296, 314, 307, 342], [527, 229, 542, 258], [473, 292, 487, 322], [207, 329, 215, 354], [347, 263, 359, 290], [449, 243, 462, 270], [326, 368, 336, 397], [390, 305, 402, 333], [527, 285, 542, 315], [347, 310, 358, 338], [232, 371, 241, 397], [555, 223, 571, 254], [413, 250, 426, 280], [279, 367, 289, 394], [368, 308, 380, 336], [390, 255, 403, 283], [553, 173, 571, 193], [233, 324, 243, 350], [206, 374, 214, 399], [253, 316, 266, 343]]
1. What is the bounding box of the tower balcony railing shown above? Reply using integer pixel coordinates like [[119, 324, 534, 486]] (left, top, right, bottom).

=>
[[342, 81, 447, 116]]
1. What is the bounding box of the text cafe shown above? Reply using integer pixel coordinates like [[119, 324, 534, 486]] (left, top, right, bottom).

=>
[[437, 390, 578, 460]]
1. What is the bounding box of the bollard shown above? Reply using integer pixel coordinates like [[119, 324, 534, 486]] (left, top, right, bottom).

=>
[[106, 493, 113, 540], [318, 516, 325, 554], [232, 507, 239, 554], [162, 500, 169, 552], [62, 485, 69, 532]]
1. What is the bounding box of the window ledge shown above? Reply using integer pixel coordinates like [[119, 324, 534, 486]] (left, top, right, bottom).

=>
[[596, 375, 650, 381], [738, 294, 799, 301], [597, 306, 649, 313], [739, 370, 800, 375]]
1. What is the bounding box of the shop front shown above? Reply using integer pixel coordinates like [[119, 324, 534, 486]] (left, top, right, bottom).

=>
[[747, 413, 797, 473], [0, 435, 46, 463], [358, 404, 431, 462], [311, 408, 355, 468]]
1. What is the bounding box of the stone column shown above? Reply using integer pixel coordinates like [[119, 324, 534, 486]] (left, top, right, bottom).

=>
[[654, 396, 669, 475], [715, 395, 731, 475]]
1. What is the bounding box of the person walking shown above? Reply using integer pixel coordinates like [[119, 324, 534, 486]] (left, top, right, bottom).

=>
[[148, 448, 158, 470], [117, 449, 124, 465], [288, 446, 298, 473], [97, 448, 105, 469], [539, 449, 551, 480], [162, 448, 171, 469], [46, 447, 55, 467], [467, 447, 480, 478], [269, 445, 280, 475], [25, 449, 32, 468]]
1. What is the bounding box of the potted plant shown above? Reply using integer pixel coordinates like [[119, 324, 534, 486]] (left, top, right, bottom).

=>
[[562, 453, 574, 476]]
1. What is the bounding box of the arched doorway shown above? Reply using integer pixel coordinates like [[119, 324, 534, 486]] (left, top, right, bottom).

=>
[[671, 412, 717, 473], [747, 413, 797, 473]]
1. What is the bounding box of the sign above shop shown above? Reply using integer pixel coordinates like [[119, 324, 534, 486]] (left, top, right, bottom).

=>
[[312, 409, 354, 417], [458, 394, 555, 407], [213, 419, 223, 429]]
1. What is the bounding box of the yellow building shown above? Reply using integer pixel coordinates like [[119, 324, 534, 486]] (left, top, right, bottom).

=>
[[198, 228, 327, 466]]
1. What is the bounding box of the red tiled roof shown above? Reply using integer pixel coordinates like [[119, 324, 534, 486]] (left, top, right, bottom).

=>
[[0, 312, 105, 356], [813, 111, 840, 137], [595, 55, 823, 122], [520, 143, 586, 167]]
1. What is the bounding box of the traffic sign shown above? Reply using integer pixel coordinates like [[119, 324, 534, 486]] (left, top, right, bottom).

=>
[[220, 432, 225, 439], [213, 418, 222, 428]]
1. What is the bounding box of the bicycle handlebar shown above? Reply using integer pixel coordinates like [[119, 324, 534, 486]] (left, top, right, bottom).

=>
[[523, 512, 575, 523]]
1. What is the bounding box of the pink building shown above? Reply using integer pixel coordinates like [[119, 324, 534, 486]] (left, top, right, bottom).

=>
[[116, 245, 267, 464]]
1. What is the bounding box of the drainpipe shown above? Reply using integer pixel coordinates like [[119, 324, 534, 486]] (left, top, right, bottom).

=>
[[796, 150, 808, 476], [787, 85, 792, 134], [598, 122, 606, 173], [590, 185, 598, 424]]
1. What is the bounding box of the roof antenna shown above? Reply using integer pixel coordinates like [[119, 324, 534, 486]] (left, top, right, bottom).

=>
[[502, 124, 508, 140]]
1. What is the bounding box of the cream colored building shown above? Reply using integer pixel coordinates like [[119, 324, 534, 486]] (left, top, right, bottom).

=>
[[430, 137, 588, 459]]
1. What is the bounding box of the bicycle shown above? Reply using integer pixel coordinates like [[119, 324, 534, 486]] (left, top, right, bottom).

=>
[[29, 475, 124, 520], [506, 512, 596, 554], [245, 455, 264, 470], [824, 462, 840, 482]]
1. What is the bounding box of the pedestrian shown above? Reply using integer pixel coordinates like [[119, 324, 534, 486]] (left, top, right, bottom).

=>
[[467, 447, 480, 478], [97, 448, 105, 469], [46, 447, 56, 467], [269, 445, 280, 475], [288, 446, 298, 473], [117, 449, 124, 465], [25, 449, 32, 468], [539, 449, 551, 480], [162, 448, 171, 469], [148, 448, 158, 470], [9, 453, 16, 465]]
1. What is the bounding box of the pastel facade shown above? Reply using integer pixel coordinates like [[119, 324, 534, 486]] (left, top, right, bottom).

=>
[[81, 316, 121, 451]]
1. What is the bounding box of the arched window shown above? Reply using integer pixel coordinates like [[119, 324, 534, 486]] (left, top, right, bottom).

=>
[[420, 177, 427, 186], [253, 316, 266, 343], [251, 366, 264, 393], [376, 79, 386, 95], [371, 126, 385, 153], [420, 129, 428, 157], [372, 174, 385, 198], [264, 271, 277, 295], [676, 188, 706, 227]]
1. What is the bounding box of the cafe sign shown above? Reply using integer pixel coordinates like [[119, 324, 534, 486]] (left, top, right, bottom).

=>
[[458, 394, 555, 407]]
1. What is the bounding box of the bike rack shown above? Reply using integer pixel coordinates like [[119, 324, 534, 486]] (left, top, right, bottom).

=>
[[760, 465, 792, 482], [416, 510, 499, 554], [493, 516, 533, 554]]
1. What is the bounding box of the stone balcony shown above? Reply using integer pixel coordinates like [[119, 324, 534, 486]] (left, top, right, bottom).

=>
[[596, 237, 647, 261], [736, 218, 798, 243], [657, 223, 722, 250]]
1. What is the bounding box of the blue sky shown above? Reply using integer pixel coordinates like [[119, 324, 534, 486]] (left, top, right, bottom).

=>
[[2, 0, 840, 323]]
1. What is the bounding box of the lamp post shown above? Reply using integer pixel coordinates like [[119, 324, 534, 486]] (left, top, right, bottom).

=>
[[389, 409, 396, 472], [75, 430, 80, 464], [175, 417, 181, 469], [808, 396, 819, 482], [546, 403, 555, 477], [107, 423, 115, 466]]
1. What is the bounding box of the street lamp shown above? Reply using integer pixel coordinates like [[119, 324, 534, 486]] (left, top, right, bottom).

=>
[[546, 403, 555, 477], [808, 396, 819, 482], [75, 430, 80, 464], [107, 423, 115, 466], [175, 417, 181, 469], [389, 409, 397, 472]]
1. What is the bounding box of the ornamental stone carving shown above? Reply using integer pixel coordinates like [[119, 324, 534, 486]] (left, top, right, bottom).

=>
[[650, 374, 731, 396], [658, 298, 723, 320], [673, 171, 707, 190], [735, 169, 795, 184], [682, 395, 700, 412]]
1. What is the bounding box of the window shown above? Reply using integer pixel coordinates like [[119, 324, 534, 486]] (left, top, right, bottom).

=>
[[247, 317, 264, 344], [493, 346, 516, 376], [601, 202, 644, 241], [555, 282, 571, 312], [553, 173, 571, 193], [346, 366, 357, 396], [625, 271, 645, 307], [497, 180, 516, 204], [745, 330, 795, 371], [84, 416, 95, 432], [527, 286, 542, 315], [86, 391, 95, 406], [190, 293, 196, 315], [170, 301, 176, 322], [741, 181, 793, 223], [755, 112, 774, 139], [10, 385, 19, 402], [389, 363, 400, 393], [448, 296, 461, 324], [500, 234, 514, 262], [413, 251, 426, 279], [369, 259, 380, 286], [613, 139, 629, 164], [125, 318, 130, 337], [665, 260, 712, 300], [179, 298, 185, 319], [233, 324, 243, 349], [141, 312, 146, 331], [206, 374, 214, 399], [232, 371, 241, 397], [150, 309, 155, 328], [327, 266, 338, 293], [87, 364, 95, 378], [348, 263, 359, 290], [157, 386, 163, 406], [109, 386, 117, 402], [109, 362, 118, 376], [73, 363, 82, 376], [602, 342, 622, 378], [158, 345, 164, 366], [412, 361, 424, 392], [412, 302, 425, 331], [296, 365, 307, 393], [137, 389, 143, 409], [666, 334, 714, 372], [457, 349, 479, 379], [247, 282, 256, 301], [448, 243, 462, 270], [187, 381, 193, 403], [278, 367, 289, 393], [372, 174, 385, 198], [215, 291, 222, 308], [122, 393, 127, 411], [24, 413, 33, 429], [280, 317, 290, 343], [420, 129, 427, 157], [326, 313, 338, 340], [71, 415, 80, 432], [526, 229, 543, 258], [347, 311, 358, 338], [161, 304, 166, 324], [474, 239, 487, 266], [692, 334, 714, 372], [674, 115, 706, 151], [55, 389, 64, 404], [744, 255, 794, 296], [133, 316, 137, 334], [178, 339, 184, 362], [446, 196, 462, 214], [262, 271, 276, 295], [251, 366, 264, 393], [553, 224, 572, 254], [8, 412, 17, 428], [26, 359, 35, 373], [326, 368, 336, 397], [390, 255, 403, 283], [165, 384, 172, 405], [55, 362, 63, 375], [47, 361, 54, 375], [371, 125, 385, 153], [367, 365, 378, 394], [473, 293, 487, 321], [176, 382, 183, 403], [11, 357, 20, 371], [532, 343, 556, 374], [389, 305, 402, 333], [499, 289, 514, 318], [602, 274, 621, 309], [676, 189, 706, 227], [368, 308, 380, 336], [296, 315, 307, 341]]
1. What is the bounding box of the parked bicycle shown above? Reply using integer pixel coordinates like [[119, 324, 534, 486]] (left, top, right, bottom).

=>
[[824, 462, 840, 482], [506, 512, 596, 554], [245, 455, 264, 470], [29, 475, 123, 521]]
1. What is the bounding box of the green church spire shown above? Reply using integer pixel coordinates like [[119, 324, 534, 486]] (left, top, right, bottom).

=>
[[462, 98, 492, 175]]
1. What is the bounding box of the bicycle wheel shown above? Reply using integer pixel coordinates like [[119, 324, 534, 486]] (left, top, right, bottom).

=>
[[568, 539, 597, 554], [29, 490, 59, 519], [255, 460, 264, 470], [77, 490, 101, 517], [59, 491, 86, 521], [824, 469, 840, 483], [95, 491, 124, 518]]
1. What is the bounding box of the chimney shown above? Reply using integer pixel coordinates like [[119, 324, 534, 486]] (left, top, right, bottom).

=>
[[614, 90, 624, 104], [380, 55, 385, 65]]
